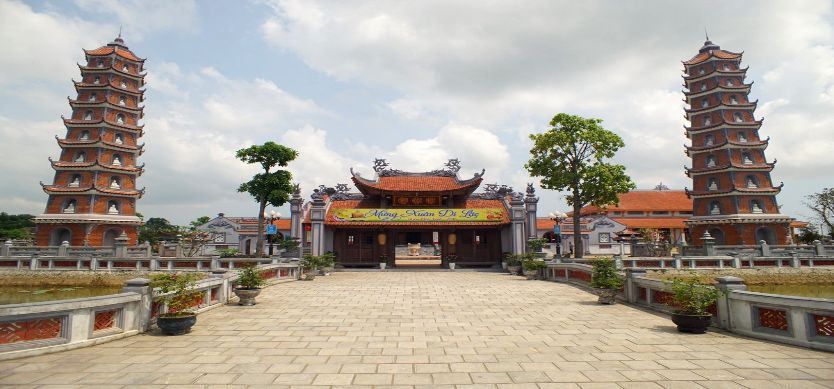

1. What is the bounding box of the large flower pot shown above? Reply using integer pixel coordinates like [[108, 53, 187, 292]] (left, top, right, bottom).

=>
[[501, 261, 508, 270], [523, 269, 539, 280], [157, 313, 196, 335], [303, 269, 317, 281], [594, 288, 619, 304], [448, 262, 456, 270], [234, 288, 261, 306], [379, 262, 386, 270], [508, 265, 521, 275], [671, 313, 712, 334], [319, 266, 334, 276]]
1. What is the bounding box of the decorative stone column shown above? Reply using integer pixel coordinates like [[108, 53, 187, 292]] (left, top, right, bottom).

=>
[[510, 193, 526, 254], [625, 268, 647, 304], [715, 276, 747, 330], [524, 183, 539, 241], [289, 184, 303, 240], [114, 232, 129, 257], [702, 231, 716, 256], [122, 278, 152, 333], [309, 192, 327, 256]]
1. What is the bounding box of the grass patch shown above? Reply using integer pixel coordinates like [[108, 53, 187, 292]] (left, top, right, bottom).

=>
[[646, 268, 834, 285], [0, 270, 207, 287]]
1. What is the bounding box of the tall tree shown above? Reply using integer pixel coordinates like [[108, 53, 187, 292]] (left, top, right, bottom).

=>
[[805, 188, 834, 238], [236, 142, 298, 257], [525, 113, 635, 258], [137, 217, 178, 245], [189, 216, 211, 230], [0, 213, 35, 241]]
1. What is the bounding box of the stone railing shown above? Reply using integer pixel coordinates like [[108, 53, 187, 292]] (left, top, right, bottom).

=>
[[557, 253, 834, 270], [546, 263, 834, 352], [0, 263, 301, 360], [0, 253, 299, 272]]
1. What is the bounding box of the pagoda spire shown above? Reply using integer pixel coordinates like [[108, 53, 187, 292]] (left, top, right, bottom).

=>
[[34, 36, 148, 246]]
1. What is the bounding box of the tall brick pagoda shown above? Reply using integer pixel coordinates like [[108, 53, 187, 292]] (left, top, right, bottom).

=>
[[34, 35, 146, 246], [682, 38, 792, 245]]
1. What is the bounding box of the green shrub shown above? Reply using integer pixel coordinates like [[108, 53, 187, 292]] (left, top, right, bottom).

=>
[[218, 248, 239, 258], [236, 265, 265, 289], [671, 276, 722, 316], [150, 272, 203, 317], [300, 253, 335, 270], [505, 254, 523, 266], [522, 259, 547, 271], [590, 258, 624, 289], [527, 238, 548, 252]]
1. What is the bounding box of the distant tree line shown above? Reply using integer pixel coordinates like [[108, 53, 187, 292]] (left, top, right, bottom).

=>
[[0, 212, 34, 240]]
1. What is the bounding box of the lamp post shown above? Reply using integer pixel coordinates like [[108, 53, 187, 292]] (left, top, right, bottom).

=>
[[263, 210, 282, 256], [548, 211, 567, 259]]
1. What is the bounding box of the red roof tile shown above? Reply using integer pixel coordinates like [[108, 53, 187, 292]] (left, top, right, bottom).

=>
[[85, 46, 143, 62], [353, 175, 481, 192], [578, 190, 692, 215], [684, 49, 741, 65]]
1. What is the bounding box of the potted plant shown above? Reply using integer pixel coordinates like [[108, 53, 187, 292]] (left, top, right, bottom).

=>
[[318, 252, 336, 275], [527, 238, 548, 257], [150, 272, 203, 335], [670, 276, 722, 334], [279, 238, 301, 258], [501, 252, 510, 270], [379, 254, 388, 270], [590, 258, 624, 304], [234, 265, 265, 306], [300, 254, 320, 280], [506, 254, 522, 275], [447, 254, 457, 270], [522, 256, 547, 279]]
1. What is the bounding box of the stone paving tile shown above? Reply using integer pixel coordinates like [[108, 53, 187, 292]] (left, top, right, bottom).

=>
[[1, 272, 833, 388]]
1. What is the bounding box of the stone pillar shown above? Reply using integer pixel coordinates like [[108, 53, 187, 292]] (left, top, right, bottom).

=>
[[122, 278, 153, 333], [625, 268, 647, 303], [114, 232, 129, 257], [524, 183, 539, 241], [57, 241, 69, 257], [715, 276, 747, 330], [510, 194, 526, 254], [289, 185, 304, 240], [309, 196, 327, 256], [702, 231, 716, 257], [143, 241, 152, 258], [29, 254, 39, 270], [790, 251, 800, 268], [210, 255, 220, 270], [1, 240, 11, 257], [759, 240, 770, 257], [814, 240, 825, 256]]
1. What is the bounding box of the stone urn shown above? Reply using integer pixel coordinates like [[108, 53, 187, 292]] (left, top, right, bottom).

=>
[[448, 262, 456, 270], [233, 288, 261, 306], [523, 269, 539, 280], [157, 313, 196, 336], [501, 261, 508, 270], [508, 265, 521, 275], [671, 313, 712, 334], [303, 269, 317, 281], [594, 288, 619, 304]]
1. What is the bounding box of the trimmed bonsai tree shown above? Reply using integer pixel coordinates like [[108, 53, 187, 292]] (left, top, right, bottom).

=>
[[234, 265, 266, 306], [521, 256, 547, 279], [150, 272, 203, 335], [590, 258, 623, 304], [670, 276, 722, 334]]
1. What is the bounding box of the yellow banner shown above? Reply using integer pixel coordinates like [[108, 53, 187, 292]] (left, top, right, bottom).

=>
[[331, 208, 505, 222]]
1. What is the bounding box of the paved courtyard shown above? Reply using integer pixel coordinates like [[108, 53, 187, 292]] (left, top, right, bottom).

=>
[[1, 272, 833, 388]]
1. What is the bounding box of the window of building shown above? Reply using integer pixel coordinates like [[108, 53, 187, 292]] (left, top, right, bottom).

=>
[[109, 177, 121, 189], [704, 117, 712, 126], [738, 132, 748, 142], [652, 211, 670, 215], [122, 64, 129, 72], [598, 233, 611, 243], [112, 154, 122, 166], [83, 111, 93, 121], [88, 93, 97, 102], [68, 174, 81, 188], [723, 64, 730, 71], [727, 78, 735, 86], [347, 235, 354, 245], [701, 99, 709, 108], [678, 211, 693, 215], [706, 155, 717, 168], [97, 59, 104, 68], [742, 152, 754, 165], [107, 201, 119, 215], [708, 177, 718, 191], [730, 95, 739, 105], [63, 199, 77, 213], [93, 76, 100, 84], [746, 175, 759, 188], [120, 80, 127, 88], [114, 133, 124, 145], [700, 83, 707, 91], [74, 151, 86, 162], [119, 95, 126, 106], [116, 114, 125, 125], [751, 200, 764, 214], [709, 201, 721, 215], [79, 131, 90, 141], [705, 134, 715, 146], [699, 67, 705, 75], [734, 112, 744, 122], [626, 211, 644, 215]]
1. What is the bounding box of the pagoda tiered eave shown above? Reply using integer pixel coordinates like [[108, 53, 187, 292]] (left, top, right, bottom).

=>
[[685, 214, 793, 226], [77, 64, 146, 81], [683, 49, 743, 66], [685, 162, 775, 177], [68, 98, 144, 113], [683, 67, 748, 84], [73, 81, 145, 97], [56, 136, 144, 153], [63, 117, 144, 133], [41, 183, 145, 198], [49, 158, 145, 175], [685, 138, 769, 155], [683, 83, 752, 100], [685, 101, 757, 117], [83, 47, 145, 62], [685, 119, 762, 134], [685, 187, 782, 198], [34, 213, 142, 225]]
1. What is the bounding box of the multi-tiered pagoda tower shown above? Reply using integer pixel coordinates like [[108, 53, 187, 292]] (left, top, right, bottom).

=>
[[682, 38, 792, 245], [34, 35, 146, 246]]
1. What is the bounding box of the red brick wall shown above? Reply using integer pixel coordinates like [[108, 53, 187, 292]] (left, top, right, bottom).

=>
[[689, 223, 790, 246], [35, 224, 138, 246]]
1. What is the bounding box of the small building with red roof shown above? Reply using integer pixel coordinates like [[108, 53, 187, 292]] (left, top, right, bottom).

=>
[[293, 159, 537, 268]]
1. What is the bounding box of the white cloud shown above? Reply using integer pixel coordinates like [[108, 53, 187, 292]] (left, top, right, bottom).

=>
[[72, 0, 199, 41]]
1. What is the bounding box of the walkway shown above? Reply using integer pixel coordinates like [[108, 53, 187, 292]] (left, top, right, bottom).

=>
[[1, 272, 833, 388]]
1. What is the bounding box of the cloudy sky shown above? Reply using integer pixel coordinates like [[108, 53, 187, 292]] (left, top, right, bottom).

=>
[[1, 0, 832, 226]]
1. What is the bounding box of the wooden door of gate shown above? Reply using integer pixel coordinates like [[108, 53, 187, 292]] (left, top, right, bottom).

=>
[[334, 230, 378, 266]]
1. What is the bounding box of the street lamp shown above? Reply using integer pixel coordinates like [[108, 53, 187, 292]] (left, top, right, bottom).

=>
[[548, 211, 567, 259], [263, 210, 282, 256]]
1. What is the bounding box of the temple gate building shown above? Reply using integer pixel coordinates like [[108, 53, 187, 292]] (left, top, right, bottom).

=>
[[682, 38, 793, 245], [293, 159, 537, 268], [34, 35, 146, 246]]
